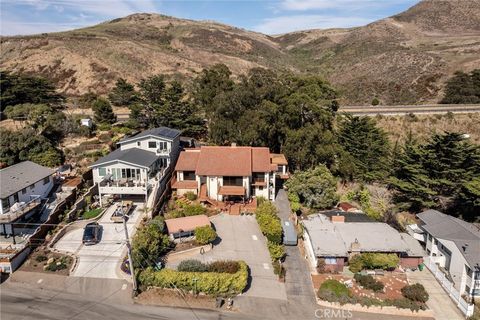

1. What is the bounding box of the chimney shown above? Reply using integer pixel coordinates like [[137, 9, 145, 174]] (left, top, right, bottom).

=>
[[231, 142, 237, 147], [331, 213, 345, 223]]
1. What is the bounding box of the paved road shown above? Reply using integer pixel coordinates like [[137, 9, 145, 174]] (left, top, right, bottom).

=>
[[0, 276, 254, 320], [54, 202, 144, 279], [339, 103, 480, 116], [407, 269, 463, 320]]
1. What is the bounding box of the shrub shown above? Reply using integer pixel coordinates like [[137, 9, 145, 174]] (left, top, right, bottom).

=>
[[348, 255, 364, 273], [185, 191, 197, 201], [272, 260, 286, 278], [207, 261, 240, 274], [401, 283, 429, 303], [256, 196, 267, 206], [138, 261, 249, 295], [354, 274, 384, 292], [255, 202, 283, 244], [316, 258, 326, 273], [194, 225, 217, 245], [177, 259, 208, 272], [371, 97, 380, 106], [317, 280, 352, 305], [361, 253, 399, 270], [267, 241, 285, 261], [389, 298, 426, 311], [182, 204, 207, 216], [35, 255, 48, 262], [348, 253, 399, 272]]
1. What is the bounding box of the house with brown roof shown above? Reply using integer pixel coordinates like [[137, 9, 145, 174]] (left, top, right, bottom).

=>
[[172, 145, 288, 203]]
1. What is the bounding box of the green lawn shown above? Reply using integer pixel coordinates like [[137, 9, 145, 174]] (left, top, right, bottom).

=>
[[81, 208, 103, 219]]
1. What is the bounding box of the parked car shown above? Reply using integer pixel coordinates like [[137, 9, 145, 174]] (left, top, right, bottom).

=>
[[82, 222, 101, 245]]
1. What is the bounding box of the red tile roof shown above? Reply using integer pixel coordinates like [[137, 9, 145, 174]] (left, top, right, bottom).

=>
[[171, 179, 198, 189], [270, 153, 288, 165], [174, 146, 288, 177], [252, 147, 272, 172], [165, 214, 210, 234], [175, 150, 200, 171], [218, 186, 246, 196]]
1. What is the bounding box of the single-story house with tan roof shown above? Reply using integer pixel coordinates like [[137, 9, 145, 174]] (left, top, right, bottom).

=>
[[171, 145, 288, 202], [165, 214, 211, 239]]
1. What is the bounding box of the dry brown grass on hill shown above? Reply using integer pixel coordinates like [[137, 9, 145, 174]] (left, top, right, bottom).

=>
[[376, 113, 480, 144]]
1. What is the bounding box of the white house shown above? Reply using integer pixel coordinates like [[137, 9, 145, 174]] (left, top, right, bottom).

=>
[[90, 127, 181, 204], [415, 210, 480, 299], [80, 118, 93, 128], [0, 161, 54, 236], [172, 146, 288, 203]]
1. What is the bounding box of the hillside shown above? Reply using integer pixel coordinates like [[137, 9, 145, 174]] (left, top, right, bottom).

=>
[[1, 0, 479, 105]]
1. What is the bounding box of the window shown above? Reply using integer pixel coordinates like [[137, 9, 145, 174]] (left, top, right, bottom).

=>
[[98, 168, 107, 177], [1, 198, 9, 211], [184, 171, 196, 181], [223, 176, 243, 186], [21, 188, 27, 194], [325, 258, 337, 265], [148, 141, 156, 149], [159, 141, 167, 150], [30, 183, 35, 190], [465, 285, 471, 295], [43, 177, 50, 185], [466, 265, 473, 278], [137, 141, 141, 146], [13, 193, 19, 203]]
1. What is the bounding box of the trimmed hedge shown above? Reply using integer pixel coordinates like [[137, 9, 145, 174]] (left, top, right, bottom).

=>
[[139, 261, 249, 295], [318, 279, 351, 299], [348, 253, 400, 272], [255, 202, 282, 244], [178, 259, 208, 272], [267, 241, 286, 261]]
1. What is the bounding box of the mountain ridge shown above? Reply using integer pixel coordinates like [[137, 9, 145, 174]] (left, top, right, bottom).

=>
[[1, 0, 479, 105]]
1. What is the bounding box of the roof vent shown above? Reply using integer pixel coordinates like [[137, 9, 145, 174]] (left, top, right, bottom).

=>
[[463, 243, 469, 252]]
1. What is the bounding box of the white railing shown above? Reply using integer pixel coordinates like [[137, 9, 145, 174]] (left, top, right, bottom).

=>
[[425, 257, 474, 317]]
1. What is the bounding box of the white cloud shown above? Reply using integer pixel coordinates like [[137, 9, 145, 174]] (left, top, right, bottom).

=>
[[1, 0, 162, 35], [253, 14, 372, 34]]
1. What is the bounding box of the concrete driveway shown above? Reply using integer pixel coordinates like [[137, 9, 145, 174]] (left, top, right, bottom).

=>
[[167, 214, 287, 301], [406, 269, 463, 320], [54, 202, 144, 279]]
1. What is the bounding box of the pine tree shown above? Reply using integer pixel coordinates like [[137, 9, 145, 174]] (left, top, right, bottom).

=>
[[92, 98, 116, 124], [338, 115, 391, 181], [108, 78, 137, 107], [389, 137, 437, 211]]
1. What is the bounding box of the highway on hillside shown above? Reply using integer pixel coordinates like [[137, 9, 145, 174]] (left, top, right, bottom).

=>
[[339, 104, 480, 116]]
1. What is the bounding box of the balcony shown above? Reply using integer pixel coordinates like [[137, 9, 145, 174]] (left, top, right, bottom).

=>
[[157, 148, 171, 155], [0, 198, 42, 223]]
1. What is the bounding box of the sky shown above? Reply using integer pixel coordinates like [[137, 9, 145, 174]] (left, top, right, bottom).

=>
[[1, 0, 420, 36]]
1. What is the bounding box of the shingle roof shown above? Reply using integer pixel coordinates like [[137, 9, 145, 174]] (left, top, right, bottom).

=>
[[195, 146, 252, 176], [0, 161, 54, 199], [165, 214, 210, 234], [90, 148, 158, 168], [252, 148, 272, 172], [303, 214, 425, 257], [175, 150, 200, 171], [417, 209, 480, 268], [119, 127, 181, 144], [174, 146, 285, 177]]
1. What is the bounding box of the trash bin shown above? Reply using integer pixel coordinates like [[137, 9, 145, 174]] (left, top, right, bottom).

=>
[[215, 297, 224, 308], [418, 263, 424, 271]]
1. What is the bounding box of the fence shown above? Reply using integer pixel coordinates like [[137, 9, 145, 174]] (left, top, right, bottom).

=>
[[425, 257, 474, 317]]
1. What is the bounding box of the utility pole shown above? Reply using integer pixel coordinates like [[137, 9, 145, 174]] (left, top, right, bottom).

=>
[[123, 210, 137, 296]]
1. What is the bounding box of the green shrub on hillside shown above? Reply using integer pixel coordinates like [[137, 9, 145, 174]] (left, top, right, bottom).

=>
[[177, 259, 208, 272], [354, 274, 384, 292], [267, 241, 285, 261]]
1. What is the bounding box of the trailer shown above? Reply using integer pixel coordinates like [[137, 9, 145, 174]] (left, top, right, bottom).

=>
[[282, 220, 297, 246]]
